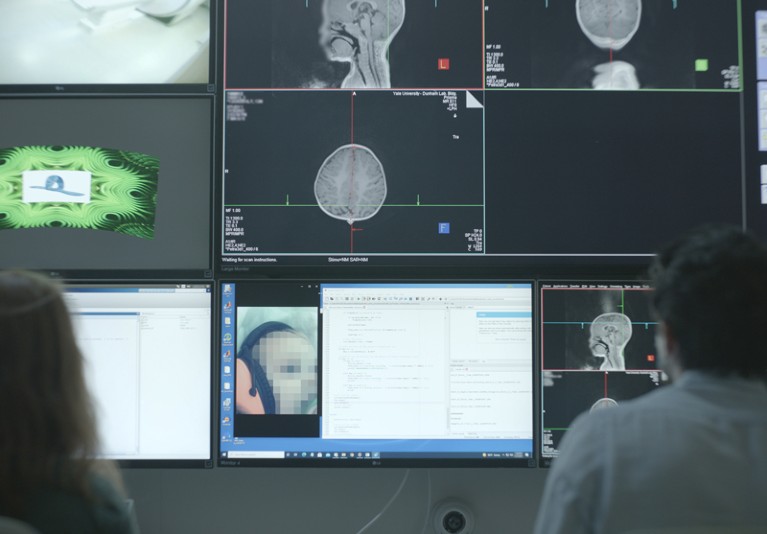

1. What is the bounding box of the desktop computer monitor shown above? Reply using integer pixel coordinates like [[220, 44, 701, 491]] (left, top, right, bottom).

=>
[[219, 0, 753, 271], [538, 280, 667, 467], [0, 0, 213, 90], [0, 96, 214, 278], [64, 282, 213, 466], [218, 280, 535, 467]]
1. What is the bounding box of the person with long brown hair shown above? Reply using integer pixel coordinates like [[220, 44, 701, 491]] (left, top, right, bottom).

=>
[[0, 270, 138, 533]]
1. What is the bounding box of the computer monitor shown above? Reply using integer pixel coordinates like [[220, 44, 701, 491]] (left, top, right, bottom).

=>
[[218, 280, 535, 467], [0, 0, 213, 91], [538, 280, 667, 467], [0, 96, 214, 278], [223, 0, 483, 90], [485, 0, 738, 90], [219, 0, 753, 270], [64, 282, 213, 466]]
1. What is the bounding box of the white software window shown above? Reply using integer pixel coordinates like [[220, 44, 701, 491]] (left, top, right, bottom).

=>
[[321, 283, 533, 441], [65, 286, 212, 461]]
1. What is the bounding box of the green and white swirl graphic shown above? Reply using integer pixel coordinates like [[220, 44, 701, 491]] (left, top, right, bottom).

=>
[[0, 146, 159, 239]]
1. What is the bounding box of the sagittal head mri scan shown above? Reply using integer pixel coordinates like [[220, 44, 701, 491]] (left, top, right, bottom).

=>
[[319, 0, 406, 88], [589, 312, 633, 370]]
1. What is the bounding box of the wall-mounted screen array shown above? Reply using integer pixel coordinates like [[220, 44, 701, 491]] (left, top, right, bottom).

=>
[[64, 283, 213, 466], [0, 97, 214, 278], [0, 0, 213, 91], [4, 0, 767, 274], [538, 281, 666, 467], [219, 0, 762, 270], [218, 280, 535, 467], [6, 0, 767, 472]]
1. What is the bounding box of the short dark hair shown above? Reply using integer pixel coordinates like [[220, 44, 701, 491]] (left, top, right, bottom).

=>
[[649, 224, 767, 379]]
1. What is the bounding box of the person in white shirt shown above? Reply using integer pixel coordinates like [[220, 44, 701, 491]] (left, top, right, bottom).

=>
[[534, 224, 767, 534]]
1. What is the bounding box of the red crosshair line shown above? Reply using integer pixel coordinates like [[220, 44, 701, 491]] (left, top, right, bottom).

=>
[[348, 91, 362, 254], [608, 1, 614, 64]]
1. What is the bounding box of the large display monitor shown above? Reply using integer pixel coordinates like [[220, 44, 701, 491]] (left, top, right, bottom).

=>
[[64, 282, 213, 466], [219, 0, 758, 271], [0, 0, 214, 92], [218, 280, 535, 467], [538, 280, 666, 467], [0, 97, 214, 278]]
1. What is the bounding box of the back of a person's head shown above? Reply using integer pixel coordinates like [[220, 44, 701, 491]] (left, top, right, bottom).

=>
[[650, 224, 767, 379], [0, 270, 97, 512]]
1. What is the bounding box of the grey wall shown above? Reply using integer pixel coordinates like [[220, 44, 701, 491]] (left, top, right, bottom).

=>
[[122, 467, 548, 533]]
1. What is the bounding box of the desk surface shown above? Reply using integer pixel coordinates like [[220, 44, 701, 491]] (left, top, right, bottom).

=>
[[0, 0, 209, 84]]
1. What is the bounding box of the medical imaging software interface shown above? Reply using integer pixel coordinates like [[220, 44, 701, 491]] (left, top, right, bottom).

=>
[[220, 0, 756, 268], [65, 284, 213, 463], [219, 281, 534, 466], [539, 281, 667, 466]]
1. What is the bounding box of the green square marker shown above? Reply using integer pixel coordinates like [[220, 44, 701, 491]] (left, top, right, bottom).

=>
[[695, 59, 709, 72]]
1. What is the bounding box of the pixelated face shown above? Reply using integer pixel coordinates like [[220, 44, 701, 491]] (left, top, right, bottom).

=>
[[319, 0, 406, 61], [589, 312, 632, 358], [259, 331, 318, 415]]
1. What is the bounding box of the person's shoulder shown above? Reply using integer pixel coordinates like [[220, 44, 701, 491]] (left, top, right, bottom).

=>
[[24, 468, 137, 534], [85, 471, 138, 534], [571, 385, 671, 427], [559, 386, 675, 450]]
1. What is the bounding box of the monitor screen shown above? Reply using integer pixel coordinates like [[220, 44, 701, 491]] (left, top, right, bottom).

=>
[[219, 0, 759, 271], [224, 0, 482, 90], [0, 0, 213, 91], [538, 280, 667, 467], [64, 282, 213, 466], [0, 97, 214, 278], [218, 280, 535, 467]]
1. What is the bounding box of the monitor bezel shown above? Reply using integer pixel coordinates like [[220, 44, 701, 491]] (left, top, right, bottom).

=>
[[216, 277, 538, 469], [63, 278, 216, 469], [0, 0, 219, 95], [536, 277, 665, 468]]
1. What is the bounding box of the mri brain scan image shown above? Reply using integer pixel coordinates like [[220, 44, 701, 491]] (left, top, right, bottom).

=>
[[319, 0, 406, 88], [314, 144, 387, 224], [576, 0, 642, 51]]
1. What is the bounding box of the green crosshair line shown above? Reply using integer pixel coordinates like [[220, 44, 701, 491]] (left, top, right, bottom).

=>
[[226, 194, 482, 208]]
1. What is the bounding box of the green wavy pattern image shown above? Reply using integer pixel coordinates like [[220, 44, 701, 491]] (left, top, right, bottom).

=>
[[0, 145, 159, 239]]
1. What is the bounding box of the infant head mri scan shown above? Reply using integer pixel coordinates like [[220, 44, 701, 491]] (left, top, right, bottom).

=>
[[540, 283, 657, 371], [221, 89, 484, 260], [576, 0, 642, 51], [588, 312, 632, 370], [314, 143, 387, 224], [484, 0, 740, 90], [577, 0, 642, 89], [224, 0, 483, 89], [319, 0, 405, 88]]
